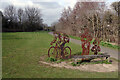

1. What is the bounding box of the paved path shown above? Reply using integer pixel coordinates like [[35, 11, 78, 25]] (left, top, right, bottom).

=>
[[49, 32, 119, 60]]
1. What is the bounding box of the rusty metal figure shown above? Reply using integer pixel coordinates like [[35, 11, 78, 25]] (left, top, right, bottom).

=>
[[91, 38, 101, 55], [48, 32, 71, 59], [80, 28, 92, 56]]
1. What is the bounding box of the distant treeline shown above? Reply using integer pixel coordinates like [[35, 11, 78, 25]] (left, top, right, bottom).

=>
[[1, 5, 45, 32], [53, 1, 120, 43]]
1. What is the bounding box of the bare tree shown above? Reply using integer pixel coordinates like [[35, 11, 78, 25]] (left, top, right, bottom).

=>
[[4, 5, 17, 29], [24, 7, 43, 31], [58, 7, 72, 34], [17, 8, 24, 30], [18, 8, 23, 24], [111, 1, 120, 15], [4, 5, 16, 21], [3, 5, 44, 32], [57, 1, 105, 37]]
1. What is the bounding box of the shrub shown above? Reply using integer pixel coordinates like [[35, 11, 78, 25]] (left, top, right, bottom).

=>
[[47, 57, 57, 62], [71, 62, 77, 66], [56, 60, 61, 63]]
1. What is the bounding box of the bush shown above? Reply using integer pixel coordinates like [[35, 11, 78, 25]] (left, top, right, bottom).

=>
[[47, 57, 57, 62], [56, 60, 61, 63], [71, 62, 77, 66]]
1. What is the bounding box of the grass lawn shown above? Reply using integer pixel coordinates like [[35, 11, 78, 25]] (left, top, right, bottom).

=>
[[2, 31, 118, 78]]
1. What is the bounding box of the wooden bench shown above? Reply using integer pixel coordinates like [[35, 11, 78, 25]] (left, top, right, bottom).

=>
[[73, 53, 110, 64]]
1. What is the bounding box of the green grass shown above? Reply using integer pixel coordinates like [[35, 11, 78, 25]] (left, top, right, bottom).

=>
[[2, 31, 118, 78], [100, 41, 120, 49], [69, 35, 81, 40], [69, 35, 120, 49]]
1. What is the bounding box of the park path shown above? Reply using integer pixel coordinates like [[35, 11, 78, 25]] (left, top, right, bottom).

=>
[[49, 32, 119, 60]]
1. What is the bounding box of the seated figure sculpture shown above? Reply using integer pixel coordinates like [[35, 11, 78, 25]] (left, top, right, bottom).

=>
[[91, 38, 101, 55]]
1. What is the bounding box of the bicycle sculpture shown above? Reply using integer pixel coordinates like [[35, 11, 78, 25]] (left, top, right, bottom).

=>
[[91, 38, 101, 55], [48, 32, 71, 59], [80, 28, 92, 55]]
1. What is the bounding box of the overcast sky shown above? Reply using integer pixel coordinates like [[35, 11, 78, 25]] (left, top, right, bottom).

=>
[[0, 0, 119, 26]]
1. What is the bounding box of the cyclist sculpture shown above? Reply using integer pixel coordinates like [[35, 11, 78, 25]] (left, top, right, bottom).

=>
[[48, 32, 71, 59], [80, 28, 92, 55]]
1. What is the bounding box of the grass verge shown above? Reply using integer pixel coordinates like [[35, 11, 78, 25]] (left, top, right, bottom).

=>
[[69, 35, 120, 49], [2, 31, 118, 78]]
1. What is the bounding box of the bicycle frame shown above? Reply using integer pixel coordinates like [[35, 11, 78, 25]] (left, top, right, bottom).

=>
[[48, 32, 71, 59]]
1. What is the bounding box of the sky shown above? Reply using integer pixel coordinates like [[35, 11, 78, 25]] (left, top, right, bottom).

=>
[[0, 0, 119, 26]]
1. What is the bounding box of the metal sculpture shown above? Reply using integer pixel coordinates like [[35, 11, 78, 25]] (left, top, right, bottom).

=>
[[48, 32, 71, 59], [91, 38, 101, 55], [80, 28, 92, 55]]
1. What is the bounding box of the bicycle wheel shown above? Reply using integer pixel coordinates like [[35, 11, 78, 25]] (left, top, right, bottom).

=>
[[48, 46, 57, 58], [63, 46, 71, 59], [48, 46, 60, 59]]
